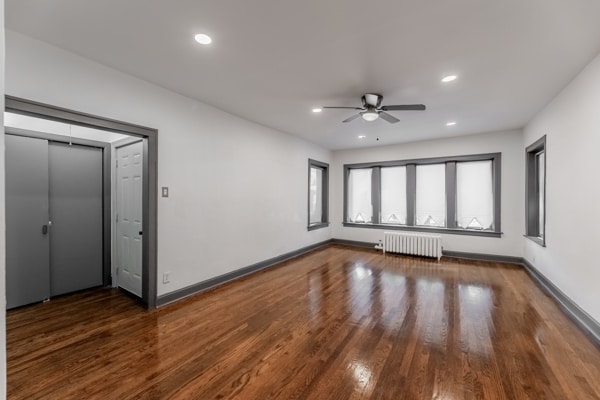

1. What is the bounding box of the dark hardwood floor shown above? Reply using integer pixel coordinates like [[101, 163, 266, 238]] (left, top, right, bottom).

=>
[[6, 245, 600, 399]]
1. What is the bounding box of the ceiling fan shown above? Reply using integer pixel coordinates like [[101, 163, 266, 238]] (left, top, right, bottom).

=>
[[322, 93, 426, 124]]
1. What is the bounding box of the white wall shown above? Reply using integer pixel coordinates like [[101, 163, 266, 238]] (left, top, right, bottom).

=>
[[331, 129, 524, 256], [5, 30, 331, 297], [523, 52, 600, 323], [1, 1, 7, 396]]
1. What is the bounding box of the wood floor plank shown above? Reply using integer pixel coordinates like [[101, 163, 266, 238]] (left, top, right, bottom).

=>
[[6, 245, 600, 399]]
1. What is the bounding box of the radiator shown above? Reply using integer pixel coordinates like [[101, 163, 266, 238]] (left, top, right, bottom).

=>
[[382, 231, 442, 260]]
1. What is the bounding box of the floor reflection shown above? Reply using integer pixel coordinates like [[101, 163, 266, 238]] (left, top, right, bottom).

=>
[[458, 283, 494, 357]]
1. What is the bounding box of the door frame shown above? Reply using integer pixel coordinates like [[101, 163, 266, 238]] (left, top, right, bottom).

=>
[[5, 96, 159, 309]]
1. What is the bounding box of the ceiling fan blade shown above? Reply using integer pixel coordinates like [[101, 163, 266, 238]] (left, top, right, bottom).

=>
[[322, 106, 364, 110], [381, 104, 426, 111], [342, 114, 361, 123], [379, 112, 400, 124]]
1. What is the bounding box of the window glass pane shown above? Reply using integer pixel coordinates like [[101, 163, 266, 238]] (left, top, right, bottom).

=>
[[537, 152, 545, 238], [381, 166, 407, 224], [348, 168, 372, 223], [416, 164, 446, 227], [309, 167, 323, 224], [456, 160, 494, 230]]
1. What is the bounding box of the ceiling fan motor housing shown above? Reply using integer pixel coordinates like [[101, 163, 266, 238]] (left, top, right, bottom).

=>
[[363, 93, 382, 107]]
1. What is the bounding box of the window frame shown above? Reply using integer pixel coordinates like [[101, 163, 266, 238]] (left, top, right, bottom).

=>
[[307, 159, 330, 231], [525, 136, 546, 246], [343, 153, 502, 237]]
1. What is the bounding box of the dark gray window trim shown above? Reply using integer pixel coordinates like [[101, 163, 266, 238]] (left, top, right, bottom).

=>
[[307, 159, 329, 231], [6, 95, 159, 309], [343, 152, 502, 237], [342, 223, 502, 237], [525, 135, 546, 247]]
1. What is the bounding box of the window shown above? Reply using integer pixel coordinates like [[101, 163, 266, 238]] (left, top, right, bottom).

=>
[[456, 160, 494, 230], [309, 168, 323, 224], [308, 159, 329, 230], [347, 168, 372, 223], [526, 136, 546, 245], [416, 164, 446, 227], [343, 153, 501, 237], [380, 166, 407, 224]]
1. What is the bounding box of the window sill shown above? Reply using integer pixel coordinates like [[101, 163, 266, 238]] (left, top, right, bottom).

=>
[[524, 235, 546, 247], [308, 222, 330, 231], [342, 222, 502, 238]]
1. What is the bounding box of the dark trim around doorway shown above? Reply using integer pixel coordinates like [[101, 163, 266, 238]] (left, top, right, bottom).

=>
[[5, 96, 159, 309]]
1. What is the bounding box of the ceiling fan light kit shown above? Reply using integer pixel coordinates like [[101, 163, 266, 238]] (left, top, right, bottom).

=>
[[361, 110, 379, 122], [321, 93, 426, 124]]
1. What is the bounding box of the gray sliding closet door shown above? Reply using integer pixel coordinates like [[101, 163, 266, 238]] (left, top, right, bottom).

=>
[[6, 135, 51, 309], [49, 142, 103, 296]]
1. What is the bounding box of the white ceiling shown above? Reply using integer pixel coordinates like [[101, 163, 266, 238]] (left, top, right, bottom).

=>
[[6, 0, 600, 150]]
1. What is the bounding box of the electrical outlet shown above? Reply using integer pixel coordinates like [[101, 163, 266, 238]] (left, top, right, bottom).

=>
[[162, 187, 169, 197], [163, 271, 171, 284]]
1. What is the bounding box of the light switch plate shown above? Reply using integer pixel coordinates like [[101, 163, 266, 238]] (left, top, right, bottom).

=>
[[162, 187, 169, 197]]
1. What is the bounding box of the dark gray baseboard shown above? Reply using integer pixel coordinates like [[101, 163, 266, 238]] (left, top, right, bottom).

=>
[[521, 259, 600, 348], [331, 238, 378, 249], [156, 239, 332, 307], [442, 250, 524, 265]]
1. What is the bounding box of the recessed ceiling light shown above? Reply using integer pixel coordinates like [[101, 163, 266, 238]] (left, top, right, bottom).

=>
[[358, 135, 366, 139], [194, 33, 212, 45], [446, 121, 457, 126], [312, 108, 322, 113], [441, 75, 457, 83]]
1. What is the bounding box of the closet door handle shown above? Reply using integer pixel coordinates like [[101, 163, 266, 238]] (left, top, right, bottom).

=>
[[42, 225, 48, 235]]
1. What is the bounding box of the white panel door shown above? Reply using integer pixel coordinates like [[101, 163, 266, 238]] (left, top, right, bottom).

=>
[[116, 141, 143, 296]]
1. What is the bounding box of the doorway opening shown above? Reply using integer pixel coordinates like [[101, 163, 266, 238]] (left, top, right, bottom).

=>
[[5, 96, 158, 308]]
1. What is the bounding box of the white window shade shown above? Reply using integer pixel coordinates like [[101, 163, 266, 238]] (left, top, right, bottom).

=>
[[348, 169, 372, 223], [381, 166, 407, 224], [416, 164, 446, 227], [309, 167, 323, 224], [456, 161, 494, 230]]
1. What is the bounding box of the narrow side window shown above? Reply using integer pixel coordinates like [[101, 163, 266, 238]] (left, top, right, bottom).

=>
[[308, 159, 329, 230], [526, 136, 546, 246]]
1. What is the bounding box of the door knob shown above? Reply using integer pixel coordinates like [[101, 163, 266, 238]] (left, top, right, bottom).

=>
[[139, 231, 143, 235]]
